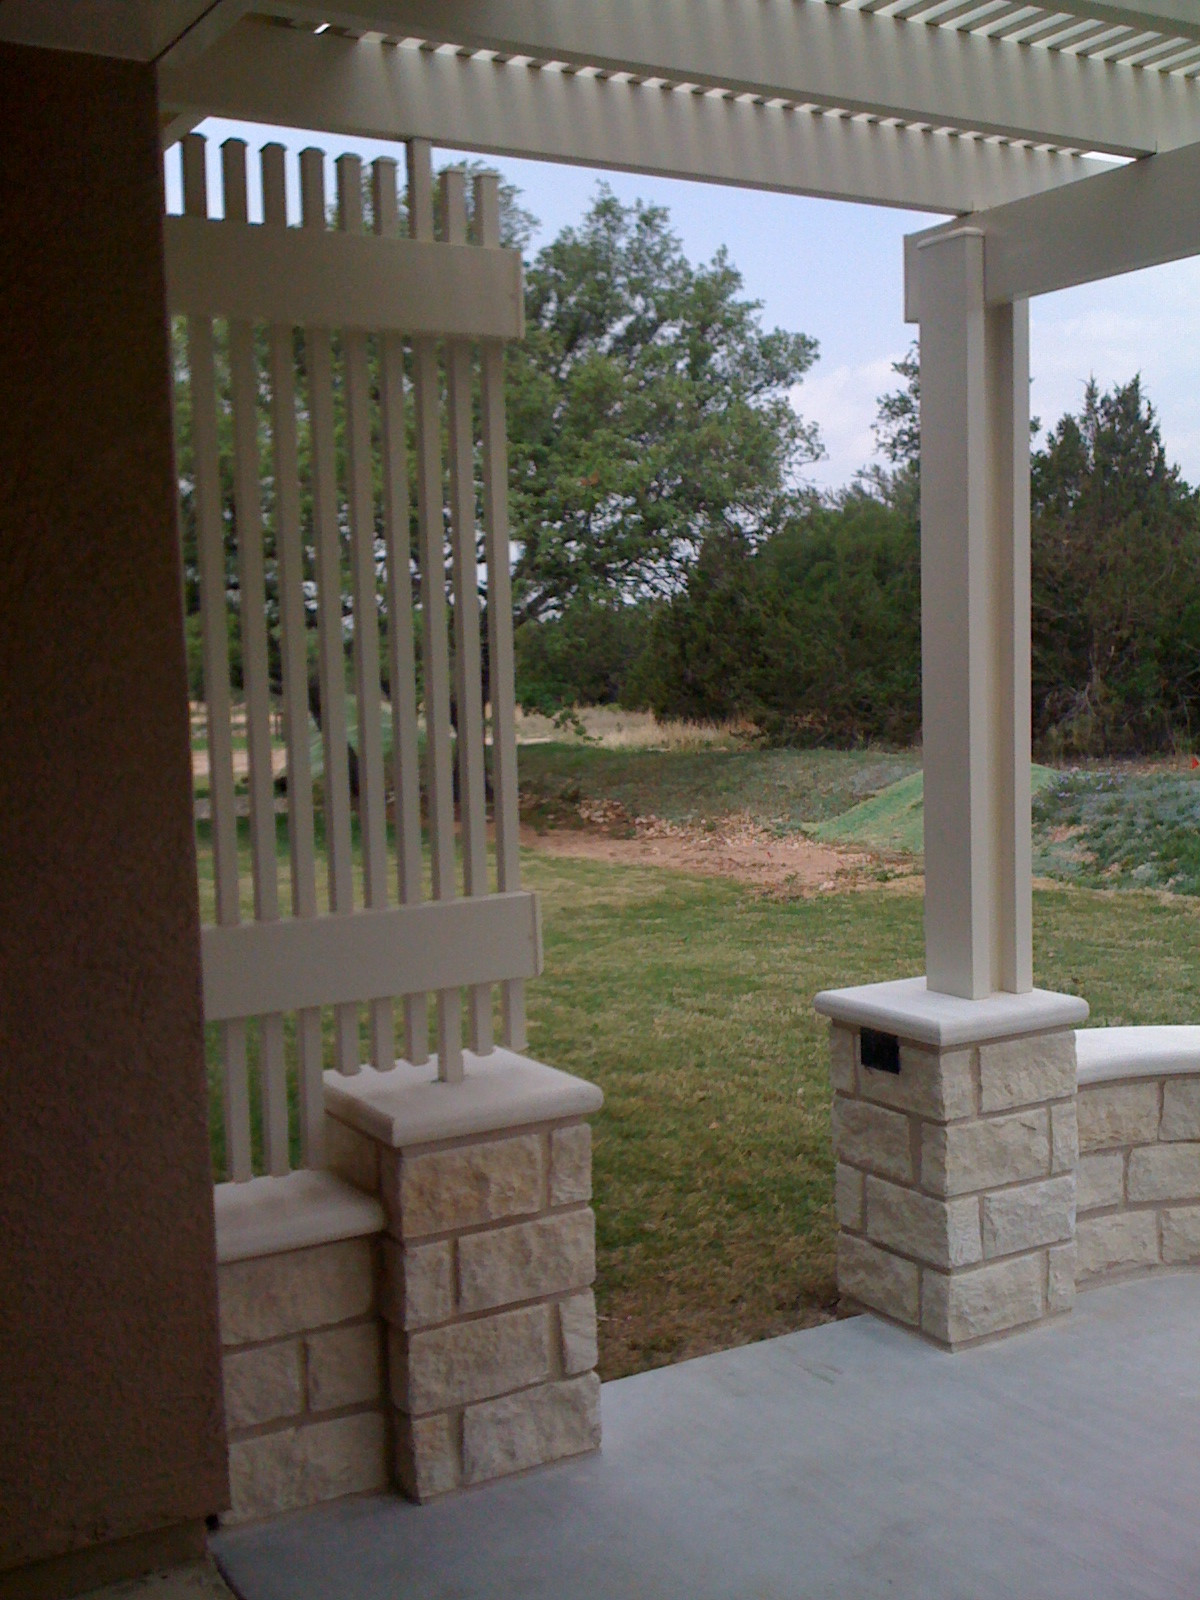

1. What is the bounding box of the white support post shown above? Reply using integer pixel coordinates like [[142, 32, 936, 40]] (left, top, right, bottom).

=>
[[916, 226, 1031, 1000]]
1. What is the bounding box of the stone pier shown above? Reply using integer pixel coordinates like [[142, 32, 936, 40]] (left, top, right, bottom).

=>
[[815, 978, 1089, 1349]]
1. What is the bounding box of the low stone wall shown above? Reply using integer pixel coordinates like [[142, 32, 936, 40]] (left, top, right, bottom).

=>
[[1076, 1028, 1200, 1286], [215, 1171, 389, 1524], [212, 1052, 603, 1525]]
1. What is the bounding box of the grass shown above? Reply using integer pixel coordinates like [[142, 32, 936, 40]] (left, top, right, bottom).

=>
[[193, 730, 1200, 1380], [518, 743, 920, 833], [1035, 767, 1200, 895], [814, 765, 1058, 855], [198, 809, 1200, 1380]]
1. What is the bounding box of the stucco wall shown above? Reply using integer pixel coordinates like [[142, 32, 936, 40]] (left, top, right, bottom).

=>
[[0, 43, 228, 1573]]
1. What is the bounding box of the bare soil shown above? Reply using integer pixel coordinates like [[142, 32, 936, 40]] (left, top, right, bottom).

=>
[[522, 800, 916, 895]]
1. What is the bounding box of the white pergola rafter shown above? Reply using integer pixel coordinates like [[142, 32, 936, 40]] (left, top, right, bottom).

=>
[[158, 18, 1112, 214], [251, 0, 1200, 156]]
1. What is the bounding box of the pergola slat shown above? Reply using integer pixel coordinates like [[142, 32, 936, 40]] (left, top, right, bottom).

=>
[[160, 18, 1111, 218]]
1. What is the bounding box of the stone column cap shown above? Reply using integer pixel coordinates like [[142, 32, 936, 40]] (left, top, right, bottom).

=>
[[814, 976, 1088, 1048], [324, 1049, 603, 1149]]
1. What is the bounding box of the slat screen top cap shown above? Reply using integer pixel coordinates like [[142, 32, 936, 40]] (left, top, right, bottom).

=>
[[215, 1169, 384, 1264], [323, 1048, 603, 1147]]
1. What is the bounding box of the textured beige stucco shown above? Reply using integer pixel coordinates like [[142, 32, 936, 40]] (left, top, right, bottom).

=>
[[0, 43, 228, 1574]]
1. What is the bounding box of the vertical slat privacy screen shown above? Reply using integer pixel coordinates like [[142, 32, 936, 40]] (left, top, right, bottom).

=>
[[170, 134, 539, 1182]]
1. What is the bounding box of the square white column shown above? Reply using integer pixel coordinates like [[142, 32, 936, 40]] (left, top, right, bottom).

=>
[[916, 226, 1031, 998]]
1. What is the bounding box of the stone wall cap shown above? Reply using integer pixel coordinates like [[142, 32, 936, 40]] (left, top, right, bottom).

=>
[[1077, 1025, 1200, 1086], [813, 976, 1089, 1047], [214, 1169, 385, 1264], [323, 1048, 604, 1149]]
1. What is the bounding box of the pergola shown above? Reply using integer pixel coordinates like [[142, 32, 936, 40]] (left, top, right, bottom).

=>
[[141, 0, 1200, 1004], [3, 1, 1200, 1592]]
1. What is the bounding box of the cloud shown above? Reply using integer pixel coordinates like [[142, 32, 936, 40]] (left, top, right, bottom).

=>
[[1031, 260, 1200, 481], [792, 356, 901, 491]]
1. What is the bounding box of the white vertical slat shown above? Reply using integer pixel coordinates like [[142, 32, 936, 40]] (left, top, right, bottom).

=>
[[262, 143, 324, 1164], [337, 153, 395, 1074], [184, 133, 252, 1181], [408, 139, 463, 1084], [301, 145, 360, 1075], [223, 138, 290, 1174], [476, 172, 527, 1051], [443, 169, 493, 1056], [373, 154, 429, 1066]]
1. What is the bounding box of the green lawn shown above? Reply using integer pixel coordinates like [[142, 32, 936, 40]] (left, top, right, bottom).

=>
[[199, 812, 1200, 1379]]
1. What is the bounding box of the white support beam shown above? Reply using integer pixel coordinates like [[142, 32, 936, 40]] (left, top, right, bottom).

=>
[[917, 227, 1031, 1000], [0, 0, 232, 60], [164, 211, 523, 336], [1047, 1, 1200, 41], [906, 135, 1200, 314], [160, 19, 1111, 215], [258, 0, 1200, 157]]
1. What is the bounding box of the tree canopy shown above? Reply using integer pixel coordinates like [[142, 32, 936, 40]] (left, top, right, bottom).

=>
[[506, 188, 821, 626], [1032, 376, 1200, 755]]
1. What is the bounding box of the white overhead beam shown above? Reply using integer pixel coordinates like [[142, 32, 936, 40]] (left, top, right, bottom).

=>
[[0, 0, 231, 61], [257, 0, 1200, 157], [906, 135, 1200, 314], [1047, 1, 1200, 42], [160, 20, 1111, 216]]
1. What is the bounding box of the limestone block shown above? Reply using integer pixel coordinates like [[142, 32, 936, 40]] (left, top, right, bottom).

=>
[[227, 1412, 387, 1524], [1161, 1080, 1200, 1142], [829, 1025, 857, 1095], [921, 1110, 1049, 1199], [1076, 1210, 1159, 1280], [1161, 1206, 1200, 1264], [394, 1304, 551, 1414], [559, 1290, 599, 1376], [835, 1163, 865, 1231], [864, 1176, 981, 1269], [837, 1234, 919, 1326], [981, 1176, 1075, 1258], [856, 1043, 975, 1123], [394, 1410, 459, 1502], [382, 1238, 454, 1331], [831, 1099, 913, 1185], [306, 1322, 383, 1413], [324, 1115, 380, 1195], [921, 1254, 1043, 1346], [392, 1135, 543, 1238], [1047, 1241, 1077, 1314], [1077, 1152, 1125, 1212], [1077, 1081, 1159, 1153], [549, 1123, 592, 1207], [1127, 1142, 1200, 1203], [219, 1239, 376, 1346], [978, 1032, 1075, 1114], [223, 1341, 302, 1432], [457, 1211, 595, 1315], [1050, 1101, 1079, 1176], [461, 1374, 601, 1486]]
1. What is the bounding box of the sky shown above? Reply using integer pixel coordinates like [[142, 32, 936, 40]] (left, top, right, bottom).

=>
[[180, 118, 1200, 493]]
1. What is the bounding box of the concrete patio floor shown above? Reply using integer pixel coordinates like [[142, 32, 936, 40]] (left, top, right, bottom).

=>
[[214, 1273, 1200, 1600]]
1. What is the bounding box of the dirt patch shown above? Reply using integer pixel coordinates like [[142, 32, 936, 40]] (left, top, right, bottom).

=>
[[523, 802, 915, 894]]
